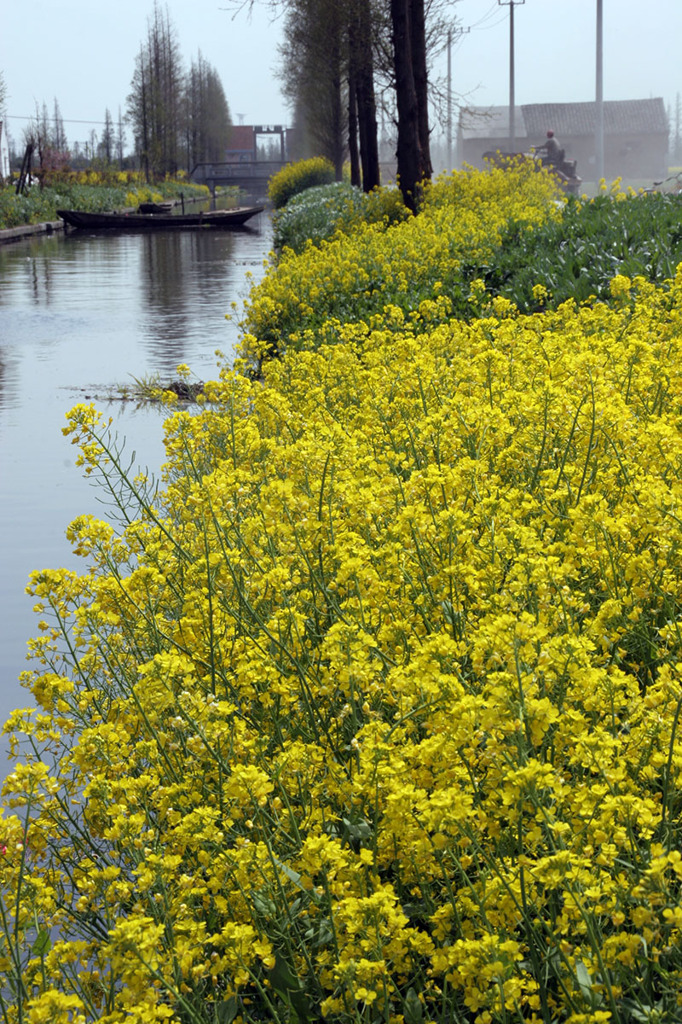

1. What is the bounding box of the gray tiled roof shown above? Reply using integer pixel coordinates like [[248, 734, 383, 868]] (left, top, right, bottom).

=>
[[459, 98, 668, 141], [522, 98, 668, 137], [458, 106, 526, 139]]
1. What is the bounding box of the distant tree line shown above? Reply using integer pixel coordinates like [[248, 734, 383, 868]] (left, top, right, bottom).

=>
[[128, 1, 232, 180], [19, 98, 125, 173], [5, 3, 231, 181]]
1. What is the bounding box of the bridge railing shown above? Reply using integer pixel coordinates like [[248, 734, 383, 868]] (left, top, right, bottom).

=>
[[191, 161, 285, 185]]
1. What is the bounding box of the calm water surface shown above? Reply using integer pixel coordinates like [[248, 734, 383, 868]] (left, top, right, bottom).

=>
[[0, 215, 273, 750]]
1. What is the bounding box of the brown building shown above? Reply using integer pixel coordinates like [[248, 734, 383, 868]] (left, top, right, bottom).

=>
[[223, 125, 288, 164], [459, 98, 669, 182]]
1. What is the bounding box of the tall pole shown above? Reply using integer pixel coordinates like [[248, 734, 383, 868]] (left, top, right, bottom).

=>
[[447, 29, 452, 170], [498, 1, 525, 151], [510, 2, 515, 148], [595, 0, 604, 182], [446, 26, 470, 170]]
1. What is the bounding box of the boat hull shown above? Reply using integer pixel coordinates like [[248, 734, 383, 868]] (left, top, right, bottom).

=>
[[57, 206, 264, 231]]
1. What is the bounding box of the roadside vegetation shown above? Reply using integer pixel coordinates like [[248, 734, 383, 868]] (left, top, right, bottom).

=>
[[480, 186, 682, 311], [267, 156, 337, 210], [5, 161, 682, 1023], [271, 180, 409, 254], [248, 171, 682, 366], [0, 170, 214, 231]]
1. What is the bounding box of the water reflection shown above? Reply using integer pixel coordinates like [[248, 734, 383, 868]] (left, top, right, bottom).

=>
[[139, 230, 253, 365]]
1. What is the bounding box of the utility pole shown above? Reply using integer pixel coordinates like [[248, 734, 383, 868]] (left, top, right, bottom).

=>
[[447, 29, 452, 169], [595, 0, 604, 182], [446, 25, 470, 170], [498, 0, 525, 151]]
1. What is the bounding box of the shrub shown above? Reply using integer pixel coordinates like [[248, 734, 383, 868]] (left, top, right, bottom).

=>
[[267, 156, 336, 209], [272, 181, 409, 255]]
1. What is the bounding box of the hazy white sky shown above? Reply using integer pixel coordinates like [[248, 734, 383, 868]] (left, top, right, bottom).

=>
[[2, 1, 682, 151], [448, 0, 682, 113], [1, 0, 289, 150]]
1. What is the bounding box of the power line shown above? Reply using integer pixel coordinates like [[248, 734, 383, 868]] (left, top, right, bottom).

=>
[[4, 114, 119, 126], [469, 3, 507, 30]]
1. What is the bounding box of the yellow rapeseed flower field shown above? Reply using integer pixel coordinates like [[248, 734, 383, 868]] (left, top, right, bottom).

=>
[[241, 161, 561, 367], [3, 167, 682, 1023]]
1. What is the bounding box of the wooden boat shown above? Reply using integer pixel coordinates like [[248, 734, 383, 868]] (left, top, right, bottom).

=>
[[57, 206, 264, 231], [137, 200, 176, 214]]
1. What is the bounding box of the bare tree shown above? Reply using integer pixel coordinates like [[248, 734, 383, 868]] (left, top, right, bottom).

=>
[[52, 98, 68, 153], [349, 0, 380, 190], [127, 2, 184, 178], [390, 0, 422, 209], [116, 107, 126, 167], [183, 52, 232, 172], [278, 0, 347, 180], [276, 0, 380, 189], [231, 0, 455, 204], [98, 109, 115, 165]]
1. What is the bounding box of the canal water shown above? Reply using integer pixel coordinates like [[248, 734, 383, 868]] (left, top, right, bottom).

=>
[[0, 213, 273, 758]]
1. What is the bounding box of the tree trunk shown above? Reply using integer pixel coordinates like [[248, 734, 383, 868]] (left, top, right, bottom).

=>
[[348, 63, 361, 188], [328, 18, 346, 181], [352, 0, 380, 192], [409, 0, 432, 181], [390, 0, 422, 211], [331, 66, 345, 181]]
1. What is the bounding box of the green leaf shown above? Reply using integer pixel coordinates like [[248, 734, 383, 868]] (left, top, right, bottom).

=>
[[404, 987, 423, 1024], [342, 817, 372, 841], [267, 955, 312, 1022], [31, 929, 52, 957], [216, 996, 239, 1024], [575, 960, 596, 1003], [268, 953, 301, 996], [272, 855, 306, 891]]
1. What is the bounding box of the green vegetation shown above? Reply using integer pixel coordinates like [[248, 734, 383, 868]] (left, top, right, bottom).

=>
[[0, 172, 215, 231], [477, 189, 682, 312], [244, 163, 561, 361], [267, 156, 336, 209], [253, 172, 682, 365], [272, 181, 409, 254]]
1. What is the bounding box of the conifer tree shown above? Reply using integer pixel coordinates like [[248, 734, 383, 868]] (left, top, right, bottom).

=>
[[127, 2, 184, 179]]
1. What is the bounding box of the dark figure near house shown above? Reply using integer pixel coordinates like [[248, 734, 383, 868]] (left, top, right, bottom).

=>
[[535, 130, 563, 166]]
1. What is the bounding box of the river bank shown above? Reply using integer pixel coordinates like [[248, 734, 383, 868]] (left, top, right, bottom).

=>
[[0, 210, 272, 743], [0, 171, 230, 233], [0, 218, 64, 243]]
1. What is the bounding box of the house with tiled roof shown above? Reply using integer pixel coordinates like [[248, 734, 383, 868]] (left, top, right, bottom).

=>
[[458, 98, 669, 181], [458, 105, 527, 163]]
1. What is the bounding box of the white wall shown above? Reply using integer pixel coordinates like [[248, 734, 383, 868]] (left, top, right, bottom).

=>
[[0, 122, 10, 178]]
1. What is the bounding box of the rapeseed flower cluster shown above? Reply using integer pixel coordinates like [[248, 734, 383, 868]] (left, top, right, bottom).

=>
[[4, 167, 682, 1023], [242, 161, 561, 366], [268, 158, 336, 210]]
